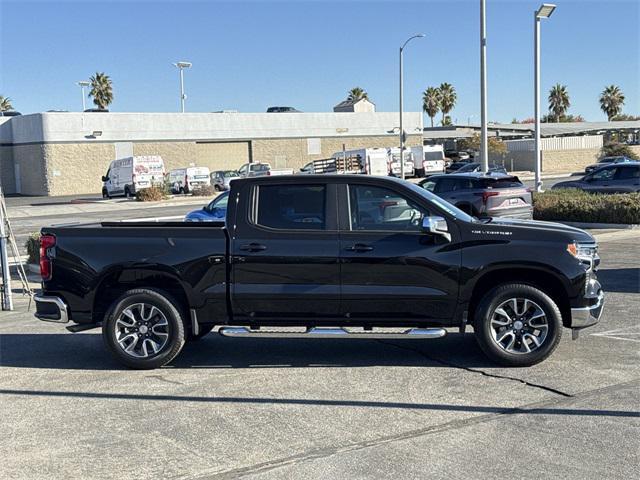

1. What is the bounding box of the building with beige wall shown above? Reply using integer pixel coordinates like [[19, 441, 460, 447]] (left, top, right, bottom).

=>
[[0, 112, 423, 196]]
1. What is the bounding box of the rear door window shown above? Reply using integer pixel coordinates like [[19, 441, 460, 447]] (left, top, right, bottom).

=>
[[254, 185, 326, 230]]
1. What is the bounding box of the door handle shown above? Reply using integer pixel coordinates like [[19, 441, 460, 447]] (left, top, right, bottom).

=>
[[345, 243, 374, 252], [239, 243, 267, 252]]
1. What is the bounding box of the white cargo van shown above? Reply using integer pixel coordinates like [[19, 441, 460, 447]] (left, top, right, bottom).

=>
[[411, 145, 446, 177], [330, 148, 389, 176], [102, 156, 165, 198], [387, 148, 415, 177], [168, 167, 212, 194]]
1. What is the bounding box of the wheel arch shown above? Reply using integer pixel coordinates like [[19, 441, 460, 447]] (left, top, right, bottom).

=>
[[466, 267, 572, 328], [92, 267, 191, 326]]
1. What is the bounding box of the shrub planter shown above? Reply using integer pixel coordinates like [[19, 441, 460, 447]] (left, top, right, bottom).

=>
[[533, 190, 640, 225]]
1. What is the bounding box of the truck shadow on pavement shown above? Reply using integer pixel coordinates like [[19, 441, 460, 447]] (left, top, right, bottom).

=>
[[0, 332, 498, 370]]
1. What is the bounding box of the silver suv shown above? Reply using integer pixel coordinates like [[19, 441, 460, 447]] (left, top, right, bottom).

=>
[[419, 173, 533, 219]]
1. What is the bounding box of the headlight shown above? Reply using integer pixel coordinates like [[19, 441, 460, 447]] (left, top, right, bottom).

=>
[[567, 242, 599, 270]]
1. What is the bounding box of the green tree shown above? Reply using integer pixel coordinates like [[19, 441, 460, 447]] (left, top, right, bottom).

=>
[[601, 142, 639, 160], [89, 72, 114, 110], [458, 133, 507, 155], [548, 83, 570, 122], [441, 115, 453, 126], [599, 85, 625, 120], [422, 86, 441, 127], [610, 113, 639, 121], [438, 83, 457, 124], [347, 87, 368, 102], [0, 95, 13, 112]]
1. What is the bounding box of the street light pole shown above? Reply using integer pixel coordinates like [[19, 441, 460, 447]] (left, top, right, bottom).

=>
[[399, 34, 425, 180], [480, 0, 489, 173], [534, 4, 556, 192], [77, 81, 90, 112], [173, 61, 192, 113]]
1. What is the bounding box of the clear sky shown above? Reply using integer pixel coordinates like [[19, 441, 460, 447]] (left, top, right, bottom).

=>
[[1, 0, 638, 123]]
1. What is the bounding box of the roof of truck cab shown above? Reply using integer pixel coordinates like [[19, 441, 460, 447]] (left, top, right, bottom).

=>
[[230, 174, 411, 187]]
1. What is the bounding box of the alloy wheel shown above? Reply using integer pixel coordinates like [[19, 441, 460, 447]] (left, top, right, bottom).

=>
[[489, 297, 549, 354], [114, 303, 170, 358]]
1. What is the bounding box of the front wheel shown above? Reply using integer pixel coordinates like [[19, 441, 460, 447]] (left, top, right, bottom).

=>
[[474, 283, 562, 367], [102, 289, 186, 369]]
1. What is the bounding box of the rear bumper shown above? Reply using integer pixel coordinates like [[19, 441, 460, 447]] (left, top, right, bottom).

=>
[[571, 289, 604, 329], [487, 208, 533, 220], [34, 294, 69, 323]]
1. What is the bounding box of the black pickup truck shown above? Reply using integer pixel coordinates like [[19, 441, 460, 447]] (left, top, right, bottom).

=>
[[34, 175, 604, 369]]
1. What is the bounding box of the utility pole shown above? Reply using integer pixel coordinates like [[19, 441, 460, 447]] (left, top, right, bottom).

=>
[[480, 0, 489, 173]]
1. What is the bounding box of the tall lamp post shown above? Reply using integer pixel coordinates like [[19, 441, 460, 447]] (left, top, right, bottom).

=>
[[479, 0, 489, 173], [534, 3, 556, 192], [77, 81, 90, 111], [173, 61, 192, 113], [399, 33, 425, 180]]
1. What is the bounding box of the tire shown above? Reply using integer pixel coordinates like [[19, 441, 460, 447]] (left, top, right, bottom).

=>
[[102, 288, 186, 369], [179, 187, 185, 195], [187, 324, 215, 341], [124, 186, 132, 198], [214, 184, 221, 192], [102, 188, 110, 199], [474, 283, 562, 367]]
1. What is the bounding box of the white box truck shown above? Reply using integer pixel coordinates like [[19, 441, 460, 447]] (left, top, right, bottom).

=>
[[411, 145, 446, 177], [102, 156, 165, 198], [387, 148, 415, 177], [168, 166, 212, 194]]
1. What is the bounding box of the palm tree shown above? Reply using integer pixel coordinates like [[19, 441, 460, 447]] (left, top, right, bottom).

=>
[[599, 85, 625, 121], [0, 95, 13, 112], [548, 83, 570, 122], [347, 87, 368, 102], [89, 72, 114, 110], [422, 87, 441, 127], [438, 83, 457, 124]]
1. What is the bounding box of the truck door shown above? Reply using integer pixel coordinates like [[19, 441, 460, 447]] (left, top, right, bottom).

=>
[[230, 182, 340, 320], [338, 182, 460, 321]]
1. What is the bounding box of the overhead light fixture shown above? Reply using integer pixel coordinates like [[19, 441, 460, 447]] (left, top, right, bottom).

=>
[[91, 130, 102, 137], [536, 3, 556, 18]]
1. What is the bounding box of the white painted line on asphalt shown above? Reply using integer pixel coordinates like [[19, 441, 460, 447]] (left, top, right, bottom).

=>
[[590, 326, 640, 342]]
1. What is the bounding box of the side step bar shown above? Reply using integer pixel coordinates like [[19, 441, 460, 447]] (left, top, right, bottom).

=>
[[218, 327, 447, 340]]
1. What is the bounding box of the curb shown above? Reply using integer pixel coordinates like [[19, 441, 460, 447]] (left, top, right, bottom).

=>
[[559, 221, 640, 230]]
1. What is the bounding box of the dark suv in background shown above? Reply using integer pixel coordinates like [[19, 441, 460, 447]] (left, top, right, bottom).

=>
[[419, 173, 533, 219], [553, 162, 640, 193]]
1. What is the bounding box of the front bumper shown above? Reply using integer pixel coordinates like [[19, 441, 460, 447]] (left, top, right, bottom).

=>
[[571, 287, 604, 329], [34, 294, 69, 323]]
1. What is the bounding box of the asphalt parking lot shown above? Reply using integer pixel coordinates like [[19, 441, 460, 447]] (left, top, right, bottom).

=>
[[0, 222, 638, 479]]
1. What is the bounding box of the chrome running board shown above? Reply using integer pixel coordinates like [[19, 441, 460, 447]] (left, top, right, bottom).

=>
[[218, 327, 447, 339]]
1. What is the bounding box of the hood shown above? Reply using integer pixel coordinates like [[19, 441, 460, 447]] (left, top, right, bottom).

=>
[[483, 217, 595, 243]]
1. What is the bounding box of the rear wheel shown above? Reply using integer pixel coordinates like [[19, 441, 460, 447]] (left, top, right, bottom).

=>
[[214, 184, 222, 192], [102, 289, 186, 369], [124, 186, 132, 198], [474, 283, 562, 367]]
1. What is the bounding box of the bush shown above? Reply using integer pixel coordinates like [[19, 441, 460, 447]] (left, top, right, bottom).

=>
[[190, 185, 215, 197], [135, 185, 167, 202], [601, 142, 639, 160], [25, 232, 40, 264], [533, 190, 640, 224]]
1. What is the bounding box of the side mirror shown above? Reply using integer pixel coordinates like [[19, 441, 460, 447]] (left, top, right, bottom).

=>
[[101, 176, 108, 182], [422, 216, 451, 242]]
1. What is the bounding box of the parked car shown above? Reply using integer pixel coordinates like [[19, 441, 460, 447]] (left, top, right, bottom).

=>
[[184, 191, 229, 222], [0, 110, 22, 116], [102, 156, 165, 199], [168, 167, 211, 194], [238, 162, 294, 177], [584, 156, 635, 174], [35, 175, 603, 369], [419, 172, 533, 219], [455, 162, 508, 174], [211, 170, 239, 191], [387, 147, 415, 177], [445, 150, 470, 162], [445, 160, 473, 173], [266, 106, 301, 113], [552, 162, 640, 193]]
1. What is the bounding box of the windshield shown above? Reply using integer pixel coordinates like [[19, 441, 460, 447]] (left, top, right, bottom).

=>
[[207, 192, 229, 211], [424, 151, 445, 161], [406, 181, 475, 222]]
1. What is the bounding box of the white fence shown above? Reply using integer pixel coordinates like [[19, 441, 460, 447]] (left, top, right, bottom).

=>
[[505, 134, 603, 152]]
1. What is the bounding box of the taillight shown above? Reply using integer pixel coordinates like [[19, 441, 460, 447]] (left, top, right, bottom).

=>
[[267, 170, 271, 176], [39, 234, 56, 281], [481, 191, 499, 203]]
